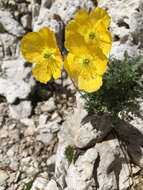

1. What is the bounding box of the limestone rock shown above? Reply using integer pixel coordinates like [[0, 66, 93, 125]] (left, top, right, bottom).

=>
[[0, 59, 35, 103], [31, 172, 49, 190], [20, 14, 32, 29], [9, 101, 32, 120], [51, 0, 95, 24], [118, 118, 143, 168], [65, 148, 98, 190], [59, 94, 112, 149], [46, 179, 59, 190], [0, 10, 25, 37], [95, 135, 131, 190], [35, 113, 61, 134], [0, 170, 9, 184], [36, 133, 54, 145], [98, 0, 143, 59], [0, 34, 20, 58]]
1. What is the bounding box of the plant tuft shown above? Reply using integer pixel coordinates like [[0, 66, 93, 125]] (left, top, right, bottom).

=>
[[81, 52, 143, 127]]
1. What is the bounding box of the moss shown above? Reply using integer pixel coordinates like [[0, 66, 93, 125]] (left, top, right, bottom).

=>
[[64, 146, 74, 163]]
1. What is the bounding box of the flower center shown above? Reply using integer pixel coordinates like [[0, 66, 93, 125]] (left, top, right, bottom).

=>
[[79, 54, 93, 68], [89, 32, 95, 40], [84, 30, 99, 43], [43, 53, 52, 59], [83, 58, 90, 65], [42, 48, 55, 61]]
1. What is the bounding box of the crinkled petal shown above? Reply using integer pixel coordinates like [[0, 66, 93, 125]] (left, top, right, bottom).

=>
[[89, 7, 111, 28], [21, 32, 44, 63], [65, 19, 89, 40], [48, 59, 62, 79], [32, 62, 51, 84], [64, 53, 81, 79], [90, 47, 108, 75], [78, 74, 103, 92], [65, 20, 79, 38], [39, 27, 57, 49], [94, 22, 112, 56], [75, 9, 89, 24], [65, 33, 88, 55]]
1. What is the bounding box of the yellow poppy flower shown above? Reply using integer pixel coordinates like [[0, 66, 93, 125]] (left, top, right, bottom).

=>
[[21, 27, 62, 84], [65, 7, 112, 56], [64, 34, 108, 93]]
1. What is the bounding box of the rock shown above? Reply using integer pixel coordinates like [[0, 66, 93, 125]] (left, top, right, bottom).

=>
[[9, 101, 32, 120], [117, 118, 143, 168], [0, 170, 9, 184], [35, 113, 61, 134], [46, 154, 56, 166], [0, 34, 20, 58], [55, 94, 112, 188], [31, 2, 41, 27], [7, 145, 18, 157], [46, 179, 59, 190], [21, 118, 36, 136], [40, 98, 56, 112], [20, 14, 32, 29], [74, 113, 113, 148], [65, 148, 98, 190], [31, 172, 49, 190], [59, 94, 112, 149], [98, 0, 143, 59], [51, 0, 95, 24], [0, 59, 35, 103], [95, 134, 131, 190], [24, 125, 35, 136], [41, 0, 54, 9], [0, 10, 25, 37], [36, 133, 54, 145], [0, 129, 8, 138], [21, 157, 39, 175]]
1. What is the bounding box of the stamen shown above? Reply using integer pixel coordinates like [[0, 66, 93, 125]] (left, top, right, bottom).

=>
[[83, 58, 90, 65], [89, 32, 95, 40]]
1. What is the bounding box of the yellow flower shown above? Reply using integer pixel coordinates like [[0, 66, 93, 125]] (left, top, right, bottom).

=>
[[21, 27, 62, 84], [65, 7, 112, 56], [64, 34, 108, 93]]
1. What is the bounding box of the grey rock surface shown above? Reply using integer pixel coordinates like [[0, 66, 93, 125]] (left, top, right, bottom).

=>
[[20, 14, 32, 29], [65, 148, 98, 190], [0, 34, 20, 58], [118, 118, 143, 169], [9, 101, 32, 120], [0, 59, 35, 103], [95, 135, 131, 190], [98, 0, 143, 59], [0, 11, 25, 37]]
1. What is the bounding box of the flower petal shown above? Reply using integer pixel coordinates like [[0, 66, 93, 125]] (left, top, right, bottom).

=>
[[49, 58, 62, 79], [78, 74, 103, 92], [75, 9, 89, 24], [32, 62, 51, 84], [39, 27, 57, 48], [65, 33, 88, 55], [90, 47, 108, 75], [64, 53, 81, 79], [21, 32, 44, 63], [89, 7, 111, 28]]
